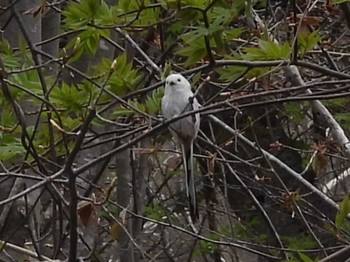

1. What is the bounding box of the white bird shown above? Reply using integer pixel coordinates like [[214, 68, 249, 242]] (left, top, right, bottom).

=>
[[161, 73, 200, 222]]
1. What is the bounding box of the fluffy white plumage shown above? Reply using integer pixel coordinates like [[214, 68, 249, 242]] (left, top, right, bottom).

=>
[[161, 73, 200, 222]]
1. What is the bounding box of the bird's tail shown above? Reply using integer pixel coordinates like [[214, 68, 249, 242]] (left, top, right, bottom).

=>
[[181, 143, 199, 222]]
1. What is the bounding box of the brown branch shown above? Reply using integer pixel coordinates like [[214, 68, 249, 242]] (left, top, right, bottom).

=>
[[64, 106, 96, 261]]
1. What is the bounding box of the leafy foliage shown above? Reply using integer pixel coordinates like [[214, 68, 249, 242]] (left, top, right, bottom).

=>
[[242, 39, 291, 61], [176, 37, 213, 66], [297, 30, 322, 58], [62, 0, 115, 28], [0, 40, 21, 69], [144, 87, 163, 115], [281, 234, 317, 262], [96, 53, 143, 96], [144, 204, 165, 221], [283, 103, 306, 123], [0, 139, 25, 161], [172, 2, 245, 66], [331, 0, 350, 4], [335, 196, 350, 230]]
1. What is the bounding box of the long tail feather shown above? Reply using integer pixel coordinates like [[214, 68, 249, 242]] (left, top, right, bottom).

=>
[[181, 143, 198, 222]]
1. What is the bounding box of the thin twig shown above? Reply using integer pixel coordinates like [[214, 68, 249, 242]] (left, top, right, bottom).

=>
[[115, 28, 161, 73], [0, 240, 54, 262], [208, 114, 339, 212]]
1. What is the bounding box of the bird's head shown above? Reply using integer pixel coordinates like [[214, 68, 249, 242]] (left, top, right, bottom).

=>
[[165, 74, 191, 91]]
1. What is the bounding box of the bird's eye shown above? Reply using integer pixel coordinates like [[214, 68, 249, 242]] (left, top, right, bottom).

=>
[[177, 78, 181, 82]]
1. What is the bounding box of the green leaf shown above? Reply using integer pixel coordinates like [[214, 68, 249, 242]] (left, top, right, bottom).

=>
[[119, 0, 131, 10], [185, 0, 208, 7], [0, 40, 21, 69], [336, 196, 350, 229], [144, 87, 163, 115], [283, 103, 305, 122], [323, 98, 346, 107], [242, 39, 290, 60], [65, 27, 110, 57], [193, 232, 220, 257], [50, 82, 96, 115], [0, 53, 20, 69], [9, 70, 43, 100], [144, 204, 165, 220], [178, 6, 239, 55], [298, 252, 314, 262], [63, 0, 115, 29], [0, 140, 25, 161], [116, 0, 160, 26], [215, 65, 247, 81], [282, 234, 317, 250], [0, 39, 13, 55], [334, 113, 350, 127], [18, 36, 30, 61], [332, 0, 350, 3], [180, 21, 225, 44], [85, 33, 100, 54], [0, 107, 16, 128], [192, 72, 202, 86], [112, 106, 134, 117], [181, 28, 208, 44], [208, 6, 237, 27], [167, 21, 185, 35], [223, 28, 244, 42], [176, 37, 213, 66], [129, 99, 146, 113], [297, 30, 321, 57], [95, 53, 142, 95]]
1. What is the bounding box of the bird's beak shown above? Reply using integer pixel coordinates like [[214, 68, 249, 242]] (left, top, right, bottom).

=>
[[169, 81, 175, 86]]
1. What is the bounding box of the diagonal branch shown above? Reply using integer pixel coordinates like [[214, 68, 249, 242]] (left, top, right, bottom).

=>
[[208, 114, 339, 212], [284, 65, 350, 158]]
